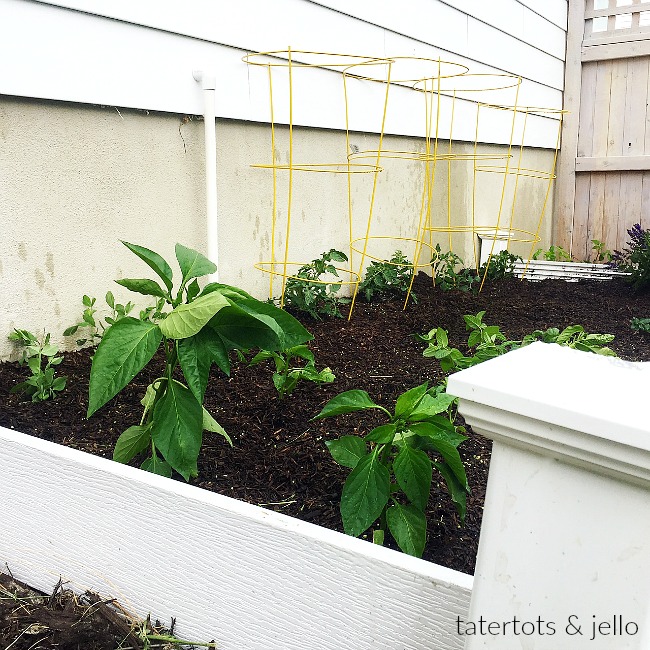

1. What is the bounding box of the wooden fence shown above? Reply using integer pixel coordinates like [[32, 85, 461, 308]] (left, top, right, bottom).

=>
[[555, 0, 650, 260]]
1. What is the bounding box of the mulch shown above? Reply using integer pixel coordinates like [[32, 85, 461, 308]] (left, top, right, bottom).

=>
[[0, 571, 215, 649], [1, 275, 648, 599]]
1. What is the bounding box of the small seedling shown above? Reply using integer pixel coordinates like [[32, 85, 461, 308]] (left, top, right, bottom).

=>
[[8, 329, 67, 402], [478, 250, 522, 281], [249, 345, 335, 399], [418, 311, 617, 374], [631, 317, 650, 333], [591, 239, 613, 263], [281, 249, 351, 319], [65, 292, 163, 346], [532, 245, 572, 262], [430, 244, 479, 293], [358, 250, 416, 302]]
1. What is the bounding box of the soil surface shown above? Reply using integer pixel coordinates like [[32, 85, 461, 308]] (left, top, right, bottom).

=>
[[1, 275, 649, 587]]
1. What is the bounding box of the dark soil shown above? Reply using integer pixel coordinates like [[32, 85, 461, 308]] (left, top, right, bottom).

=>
[[0, 571, 215, 649], [1, 276, 649, 591]]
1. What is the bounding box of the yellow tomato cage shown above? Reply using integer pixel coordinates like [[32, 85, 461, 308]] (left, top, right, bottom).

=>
[[244, 50, 565, 317]]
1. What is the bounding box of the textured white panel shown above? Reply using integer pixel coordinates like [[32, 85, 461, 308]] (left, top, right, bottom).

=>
[[1, 0, 565, 147], [0, 426, 472, 650], [518, 0, 568, 30]]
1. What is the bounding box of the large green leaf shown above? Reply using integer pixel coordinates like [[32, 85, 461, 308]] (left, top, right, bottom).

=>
[[364, 424, 397, 444], [159, 292, 230, 340], [209, 303, 284, 351], [177, 331, 213, 402], [386, 502, 427, 557], [88, 318, 162, 417], [113, 425, 151, 464], [409, 392, 457, 421], [325, 436, 367, 469], [200, 282, 254, 301], [394, 383, 428, 419], [313, 390, 382, 420], [150, 379, 203, 480], [233, 298, 313, 349], [141, 454, 172, 478], [340, 449, 390, 537], [410, 423, 468, 489], [121, 241, 174, 292], [393, 445, 432, 511], [175, 243, 217, 284], [202, 407, 232, 446], [433, 461, 468, 524], [115, 278, 168, 299], [556, 324, 584, 344]]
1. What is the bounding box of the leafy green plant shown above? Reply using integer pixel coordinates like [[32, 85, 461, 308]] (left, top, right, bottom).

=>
[[520, 325, 616, 354], [8, 329, 67, 402], [249, 345, 335, 399], [358, 250, 416, 302], [631, 317, 650, 333], [65, 292, 163, 345], [63, 295, 102, 345], [430, 244, 480, 293], [591, 239, 613, 263], [608, 223, 650, 292], [88, 240, 312, 480], [281, 249, 351, 319], [313, 383, 469, 557], [532, 245, 572, 262], [418, 311, 617, 374], [478, 250, 522, 281], [417, 311, 519, 372]]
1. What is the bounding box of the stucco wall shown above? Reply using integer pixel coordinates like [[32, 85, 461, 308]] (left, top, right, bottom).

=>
[[0, 96, 555, 360]]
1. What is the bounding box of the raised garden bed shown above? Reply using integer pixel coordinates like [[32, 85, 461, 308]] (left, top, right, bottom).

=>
[[0, 274, 648, 647], [1, 275, 648, 570]]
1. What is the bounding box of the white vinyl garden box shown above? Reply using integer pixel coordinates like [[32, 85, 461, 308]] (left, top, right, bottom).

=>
[[0, 424, 473, 650]]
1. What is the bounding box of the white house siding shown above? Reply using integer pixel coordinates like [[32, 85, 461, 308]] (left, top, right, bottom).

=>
[[0, 0, 566, 358]]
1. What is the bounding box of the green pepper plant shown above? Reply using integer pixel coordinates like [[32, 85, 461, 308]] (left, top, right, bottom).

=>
[[88, 241, 312, 480], [313, 383, 469, 557], [8, 329, 67, 402], [249, 345, 335, 399]]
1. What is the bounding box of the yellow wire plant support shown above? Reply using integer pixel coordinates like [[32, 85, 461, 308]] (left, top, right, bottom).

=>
[[390, 72, 523, 306], [243, 49, 393, 311], [468, 103, 567, 289], [343, 57, 471, 316]]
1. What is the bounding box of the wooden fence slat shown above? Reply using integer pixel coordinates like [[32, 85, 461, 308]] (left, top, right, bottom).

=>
[[603, 172, 622, 249], [554, 0, 588, 253], [591, 61, 613, 157], [573, 173, 592, 260], [607, 58, 628, 157], [577, 61, 597, 157], [588, 172, 607, 251], [624, 57, 649, 156], [619, 172, 644, 246], [641, 172, 650, 230]]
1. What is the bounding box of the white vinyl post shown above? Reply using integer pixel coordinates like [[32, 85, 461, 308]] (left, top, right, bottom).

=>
[[447, 343, 650, 650], [193, 69, 219, 281]]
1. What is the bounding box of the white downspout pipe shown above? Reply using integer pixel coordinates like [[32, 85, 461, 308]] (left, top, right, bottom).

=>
[[192, 70, 219, 282]]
